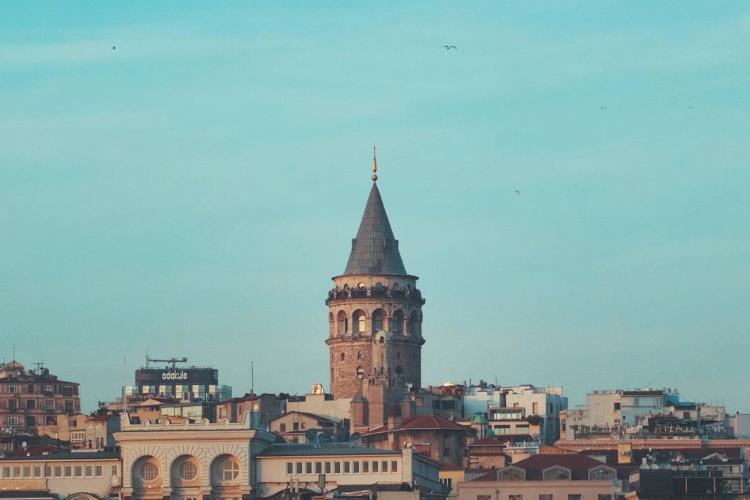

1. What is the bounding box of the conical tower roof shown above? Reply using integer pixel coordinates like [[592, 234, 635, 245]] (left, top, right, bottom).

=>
[[343, 182, 408, 275]]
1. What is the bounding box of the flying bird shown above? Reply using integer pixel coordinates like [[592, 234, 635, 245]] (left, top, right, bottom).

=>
[[443, 45, 457, 50], [515, 190, 520, 194], [112, 46, 116, 50], [600, 106, 607, 110]]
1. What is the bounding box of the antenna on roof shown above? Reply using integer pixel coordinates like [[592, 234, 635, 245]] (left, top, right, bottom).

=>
[[251, 361, 255, 395]]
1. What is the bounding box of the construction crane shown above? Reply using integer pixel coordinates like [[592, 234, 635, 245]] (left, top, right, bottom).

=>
[[145, 356, 187, 369]]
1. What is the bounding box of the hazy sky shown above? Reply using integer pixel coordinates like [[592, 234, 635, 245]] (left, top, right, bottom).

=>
[[2, 2, 749, 413]]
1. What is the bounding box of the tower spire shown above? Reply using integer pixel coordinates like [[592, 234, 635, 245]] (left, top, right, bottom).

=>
[[371, 146, 378, 182]]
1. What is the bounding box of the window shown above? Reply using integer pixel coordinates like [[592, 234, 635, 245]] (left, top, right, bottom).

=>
[[567, 496, 581, 500], [112, 465, 117, 477], [391, 461, 398, 472], [334, 462, 341, 473], [500, 468, 525, 481], [305, 462, 312, 474], [280, 423, 286, 432], [509, 495, 523, 500], [441, 478, 452, 489], [62, 386, 74, 397], [613, 402, 621, 410], [1, 467, 9, 478], [353, 310, 366, 334], [532, 402, 539, 415], [23, 466, 31, 477], [26, 399, 36, 409], [543, 467, 571, 481], [381, 460, 388, 472], [336, 311, 348, 335], [597, 496, 612, 500], [372, 309, 385, 331], [45, 466, 51, 477], [287, 463, 293, 474], [372, 461, 379, 472], [141, 462, 158, 481], [54, 466, 61, 477], [325, 462, 331, 473], [343, 462, 350, 473], [477, 496, 491, 500], [539, 496, 553, 500], [44, 400, 54, 410], [357, 367, 364, 379], [443, 447, 451, 459], [64, 400, 74, 413], [353, 461, 360, 473], [220, 460, 239, 481], [363, 461, 369, 473], [589, 467, 615, 480], [296, 463, 302, 474], [33, 466, 41, 477], [315, 462, 322, 474], [64, 466, 72, 477], [180, 461, 198, 481], [74, 466, 82, 477], [634, 398, 640, 406], [95, 466, 102, 477], [391, 310, 404, 334], [8, 400, 17, 411]]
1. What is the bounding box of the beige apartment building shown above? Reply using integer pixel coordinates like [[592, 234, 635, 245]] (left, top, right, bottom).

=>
[[0, 361, 80, 433]]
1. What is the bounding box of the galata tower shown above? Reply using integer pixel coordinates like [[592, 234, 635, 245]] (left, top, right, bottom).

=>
[[325, 149, 426, 420]]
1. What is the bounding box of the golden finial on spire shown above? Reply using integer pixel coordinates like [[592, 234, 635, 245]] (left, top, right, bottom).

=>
[[371, 145, 378, 182]]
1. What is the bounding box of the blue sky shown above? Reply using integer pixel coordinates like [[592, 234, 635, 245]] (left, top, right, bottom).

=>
[[1, 2, 749, 412]]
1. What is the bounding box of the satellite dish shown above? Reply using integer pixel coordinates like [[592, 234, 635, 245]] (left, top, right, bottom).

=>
[[21, 441, 28, 449]]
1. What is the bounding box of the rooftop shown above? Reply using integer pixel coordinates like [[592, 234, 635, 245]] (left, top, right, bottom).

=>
[[256, 443, 400, 457]]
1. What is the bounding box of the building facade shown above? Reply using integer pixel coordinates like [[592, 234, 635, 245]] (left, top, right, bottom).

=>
[[114, 413, 276, 500], [0, 361, 80, 433], [325, 156, 425, 428]]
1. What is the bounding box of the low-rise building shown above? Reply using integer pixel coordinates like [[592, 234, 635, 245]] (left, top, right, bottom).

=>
[[254, 443, 444, 499], [361, 415, 473, 467], [114, 412, 276, 500], [0, 450, 121, 499], [457, 454, 620, 500], [269, 411, 342, 443], [217, 393, 287, 427], [37, 414, 120, 451], [286, 384, 351, 423]]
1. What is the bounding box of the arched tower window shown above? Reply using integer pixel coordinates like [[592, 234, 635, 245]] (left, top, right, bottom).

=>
[[328, 312, 334, 336], [372, 309, 385, 332], [336, 311, 348, 336], [356, 366, 364, 379], [353, 310, 367, 334], [408, 311, 420, 336], [391, 310, 404, 335], [340, 352, 345, 361]]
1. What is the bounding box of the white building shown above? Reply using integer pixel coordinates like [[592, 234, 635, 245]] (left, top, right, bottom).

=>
[[0, 451, 121, 500], [254, 443, 443, 498]]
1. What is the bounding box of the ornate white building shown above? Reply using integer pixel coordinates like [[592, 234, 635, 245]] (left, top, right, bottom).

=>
[[115, 413, 275, 500]]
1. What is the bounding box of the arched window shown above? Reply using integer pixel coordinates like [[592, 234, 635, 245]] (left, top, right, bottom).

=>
[[499, 467, 525, 481], [542, 466, 571, 480], [328, 312, 334, 336], [340, 352, 345, 361], [408, 311, 420, 336], [353, 310, 366, 334], [356, 367, 364, 379], [391, 310, 404, 335], [143, 462, 158, 481], [336, 311, 348, 336], [211, 455, 240, 486], [589, 466, 615, 480], [357, 351, 363, 359], [372, 309, 385, 332]]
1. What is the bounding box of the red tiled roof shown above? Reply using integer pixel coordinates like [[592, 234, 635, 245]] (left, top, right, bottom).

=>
[[473, 454, 611, 482], [365, 415, 472, 435]]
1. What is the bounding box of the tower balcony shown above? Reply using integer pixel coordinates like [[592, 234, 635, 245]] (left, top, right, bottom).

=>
[[325, 285, 425, 305]]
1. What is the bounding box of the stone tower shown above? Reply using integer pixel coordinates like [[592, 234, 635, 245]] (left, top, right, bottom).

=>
[[325, 151, 425, 423]]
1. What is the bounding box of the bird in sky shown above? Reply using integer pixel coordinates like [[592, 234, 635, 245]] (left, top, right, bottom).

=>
[[600, 106, 607, 110], [112, 46, 116, 50], [443, 45, 457, 50], [515, 190, 520, 194]]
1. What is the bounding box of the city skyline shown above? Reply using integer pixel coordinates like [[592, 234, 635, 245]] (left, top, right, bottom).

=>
[[2, 2, 750, 413]]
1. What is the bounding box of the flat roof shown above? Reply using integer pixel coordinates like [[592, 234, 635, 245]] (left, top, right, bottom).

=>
[[0, 451, 119, 462], [256, 444, 400, 458]]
